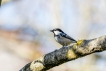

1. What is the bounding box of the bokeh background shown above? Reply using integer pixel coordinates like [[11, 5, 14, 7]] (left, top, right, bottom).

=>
[[0, 0, 106, 71]]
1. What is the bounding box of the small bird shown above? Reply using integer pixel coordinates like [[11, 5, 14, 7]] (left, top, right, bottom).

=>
[[50, 28, 77, 46]]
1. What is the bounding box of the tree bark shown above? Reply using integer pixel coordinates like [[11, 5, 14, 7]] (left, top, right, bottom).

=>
[[20, 35, 106, 71]]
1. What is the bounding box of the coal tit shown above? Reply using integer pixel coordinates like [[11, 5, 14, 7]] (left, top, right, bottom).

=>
[[50, 28, 77, 46]]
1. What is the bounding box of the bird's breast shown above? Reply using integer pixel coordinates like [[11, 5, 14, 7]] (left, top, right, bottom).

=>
[[55, 36, 71, 46]]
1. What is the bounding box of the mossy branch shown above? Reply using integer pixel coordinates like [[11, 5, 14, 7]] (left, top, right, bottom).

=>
[[20, 35, 106, 71]]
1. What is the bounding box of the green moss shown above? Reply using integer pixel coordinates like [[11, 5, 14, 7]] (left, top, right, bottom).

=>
[[77, 40, 84, 45], [73, 40, 84, 50]]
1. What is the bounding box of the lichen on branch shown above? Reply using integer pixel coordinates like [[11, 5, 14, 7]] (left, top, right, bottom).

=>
[[20, 35, 106, 71]]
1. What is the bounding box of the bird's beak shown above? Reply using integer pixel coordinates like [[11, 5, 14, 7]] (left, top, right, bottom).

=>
[[50, 30, 53, 32]]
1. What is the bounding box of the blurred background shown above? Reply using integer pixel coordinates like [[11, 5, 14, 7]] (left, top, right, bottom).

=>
[[0, 0, 106, 71]]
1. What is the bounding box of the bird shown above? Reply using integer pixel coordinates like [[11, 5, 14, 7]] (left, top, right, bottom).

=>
[[50, 28, 77, 46]]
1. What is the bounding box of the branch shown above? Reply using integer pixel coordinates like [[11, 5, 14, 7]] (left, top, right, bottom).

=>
[[20, 35, 106, 71]]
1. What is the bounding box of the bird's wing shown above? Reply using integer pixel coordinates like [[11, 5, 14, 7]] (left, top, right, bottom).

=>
[[60, 33, 77, 42]]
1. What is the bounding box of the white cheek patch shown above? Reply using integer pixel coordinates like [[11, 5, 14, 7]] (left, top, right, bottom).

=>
[[54, 31, 61, 35]]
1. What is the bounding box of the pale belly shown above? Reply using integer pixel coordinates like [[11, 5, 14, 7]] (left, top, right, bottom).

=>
[[55, 36, 71, 46]]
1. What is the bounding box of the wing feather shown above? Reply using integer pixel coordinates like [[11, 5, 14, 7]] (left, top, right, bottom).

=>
[[60, 33, 77, 42]]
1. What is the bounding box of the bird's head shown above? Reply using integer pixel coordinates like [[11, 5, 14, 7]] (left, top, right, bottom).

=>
[[50, 28, 64, 35]]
